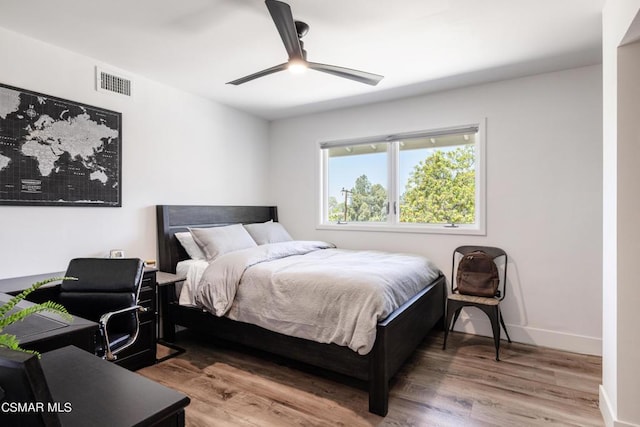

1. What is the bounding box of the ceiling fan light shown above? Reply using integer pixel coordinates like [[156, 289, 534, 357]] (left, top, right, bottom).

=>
[[288, 59, 307, 74]]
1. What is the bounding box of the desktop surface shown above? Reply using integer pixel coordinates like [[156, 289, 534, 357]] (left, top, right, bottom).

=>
[[40, 346, 190, 426], [0, 293, 97, 353]]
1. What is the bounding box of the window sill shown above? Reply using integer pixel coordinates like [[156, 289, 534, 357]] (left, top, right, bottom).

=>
[[317, 222, 486, 236]]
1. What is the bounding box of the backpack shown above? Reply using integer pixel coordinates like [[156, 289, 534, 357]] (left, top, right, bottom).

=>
[[456, 250, 500, 297]]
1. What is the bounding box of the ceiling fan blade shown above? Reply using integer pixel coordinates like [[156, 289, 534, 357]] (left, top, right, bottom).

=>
[[308, 62, 384, 86], [265, 0, 304, 60], [226, 63, 288, 85]]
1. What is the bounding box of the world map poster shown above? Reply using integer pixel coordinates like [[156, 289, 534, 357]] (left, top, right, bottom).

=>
[[0, 83, 121, 207]]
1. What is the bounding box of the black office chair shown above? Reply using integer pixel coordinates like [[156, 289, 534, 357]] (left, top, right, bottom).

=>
[[442, 245, 512, 361], [59, 258, 145, 361]]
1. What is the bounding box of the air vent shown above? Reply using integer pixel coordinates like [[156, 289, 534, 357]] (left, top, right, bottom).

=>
[[96, 67, 132, 97]]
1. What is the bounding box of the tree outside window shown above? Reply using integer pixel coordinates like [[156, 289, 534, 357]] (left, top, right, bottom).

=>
[[400, 144, 475, 225]]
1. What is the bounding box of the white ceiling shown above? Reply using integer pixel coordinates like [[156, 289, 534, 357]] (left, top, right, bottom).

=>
[[0, 0, 604, 120]]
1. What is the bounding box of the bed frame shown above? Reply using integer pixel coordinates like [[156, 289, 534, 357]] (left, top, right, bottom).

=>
[[156, 205, 445, 416]]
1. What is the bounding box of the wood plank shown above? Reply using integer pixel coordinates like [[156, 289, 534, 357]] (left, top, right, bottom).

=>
[[138, 331, 604, 426]]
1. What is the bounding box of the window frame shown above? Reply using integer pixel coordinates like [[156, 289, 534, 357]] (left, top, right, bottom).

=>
[[317, 120, 486, 235]]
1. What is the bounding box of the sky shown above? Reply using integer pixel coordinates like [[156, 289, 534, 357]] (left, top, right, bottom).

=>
[[328, 147, 437, 200]]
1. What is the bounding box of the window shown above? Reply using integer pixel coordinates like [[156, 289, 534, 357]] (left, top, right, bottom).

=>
[[319, 123, 485, 234]]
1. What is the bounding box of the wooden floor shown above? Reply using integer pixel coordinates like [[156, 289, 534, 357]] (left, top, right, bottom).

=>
[[138, 331, 603, 426]]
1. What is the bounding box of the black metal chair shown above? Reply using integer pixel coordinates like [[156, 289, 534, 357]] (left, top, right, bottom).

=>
[[59, 258, 145, 361], [442, 245, 511, 360]]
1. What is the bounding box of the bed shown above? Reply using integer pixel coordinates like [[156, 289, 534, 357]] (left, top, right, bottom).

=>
[[156, 205, 446, 416]]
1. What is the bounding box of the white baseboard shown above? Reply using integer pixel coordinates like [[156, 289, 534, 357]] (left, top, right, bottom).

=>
[[452, 314, 601, 355], [600, 385, 640, 427], [601, 385, 616, 427]]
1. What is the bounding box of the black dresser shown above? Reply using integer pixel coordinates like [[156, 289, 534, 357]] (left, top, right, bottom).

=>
[[113, 268, 157, 370]]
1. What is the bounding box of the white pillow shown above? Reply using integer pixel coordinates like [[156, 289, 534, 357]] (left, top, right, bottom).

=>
[[175, 232, 207, 260], [243, 221, 293, 245], [189, 224, 257, 261]]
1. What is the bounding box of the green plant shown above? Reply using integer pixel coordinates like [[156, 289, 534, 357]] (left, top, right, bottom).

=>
[[0, 277, 73, 356]]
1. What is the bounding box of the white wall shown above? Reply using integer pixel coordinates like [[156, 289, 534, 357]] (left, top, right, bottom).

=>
[[0, 14, 605, 360], [601, 1, 640, 426], [269, 65, 603, 355], [0, 27, 269, 282]]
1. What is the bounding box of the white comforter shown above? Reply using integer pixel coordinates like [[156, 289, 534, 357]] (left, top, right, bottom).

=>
[[194, 241, 441, 355]]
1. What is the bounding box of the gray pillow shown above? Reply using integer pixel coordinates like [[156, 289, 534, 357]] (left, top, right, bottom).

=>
[[243, 221, 293, 245], [175, 231, 207, 260], [189, 224, 257, 261]]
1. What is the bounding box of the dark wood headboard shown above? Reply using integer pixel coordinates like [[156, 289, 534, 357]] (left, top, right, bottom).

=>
[[156, 205, 278, 273]]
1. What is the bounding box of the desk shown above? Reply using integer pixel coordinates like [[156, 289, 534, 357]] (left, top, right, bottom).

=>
[[0, 293, 97, 354], [40, 345, 190, 426]]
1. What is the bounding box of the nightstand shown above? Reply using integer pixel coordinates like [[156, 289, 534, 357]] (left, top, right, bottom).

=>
[[156, 271, 187, 363]]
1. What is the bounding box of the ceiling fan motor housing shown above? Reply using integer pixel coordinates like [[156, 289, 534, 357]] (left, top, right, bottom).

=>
[[295, 21, 309, 38]]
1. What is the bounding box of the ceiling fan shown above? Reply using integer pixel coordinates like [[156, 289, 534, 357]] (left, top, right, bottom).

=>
[[226, 0, 384, 86]]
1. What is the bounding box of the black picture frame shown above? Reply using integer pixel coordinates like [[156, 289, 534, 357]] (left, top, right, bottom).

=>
[[0, 82, 122, 207]]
